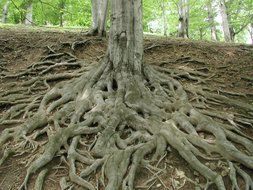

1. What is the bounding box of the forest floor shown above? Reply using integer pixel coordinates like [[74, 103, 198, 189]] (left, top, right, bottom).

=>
[[0, 26, 253, 190]]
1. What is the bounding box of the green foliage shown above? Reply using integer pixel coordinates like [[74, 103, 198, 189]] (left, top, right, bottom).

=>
[[0, 0, 252, 43], [0, 0, 91, 27]]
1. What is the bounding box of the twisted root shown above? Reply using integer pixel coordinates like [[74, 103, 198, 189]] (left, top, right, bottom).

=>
[[1, 55, 253, 190]]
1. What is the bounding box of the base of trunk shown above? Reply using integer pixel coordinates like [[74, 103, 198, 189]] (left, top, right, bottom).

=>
[[85, 27, 107, 37]]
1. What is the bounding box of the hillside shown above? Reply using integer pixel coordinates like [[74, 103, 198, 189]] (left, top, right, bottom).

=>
[[0, 26, 253, 190]]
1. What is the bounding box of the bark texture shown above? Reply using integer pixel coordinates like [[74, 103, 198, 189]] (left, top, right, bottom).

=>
[[108, 0, 143, 74], [24, 1, 33, 25], [161, 0, 168, 36], [219, 0, 231, 42], [178, 0, 189, 38], [1, 0, 10, 23], [207, 0, 218, 41], [250, 23, 253, 44], [87, 0, 108, 36], [59, 0, 66, 27]]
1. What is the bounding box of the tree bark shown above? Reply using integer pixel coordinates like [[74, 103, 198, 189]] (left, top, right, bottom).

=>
[[161, 0, 168, 36], [199, 28, 204, 40], [219, 0, 231, 42], [178, 0, 189, 38], [207, 0, 218, 41], [249, 23, 253, 45], [59, 0, 66, 27], [108, 0, 143, 74], [1, 0, 10, 23], [89, 0, 108, 36], [24, 1, 33, 25]]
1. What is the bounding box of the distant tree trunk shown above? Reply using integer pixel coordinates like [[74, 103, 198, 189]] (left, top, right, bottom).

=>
[[87, 0, 108, 36], [1, 0, 10, 23], [161, 0, 168, 36], [249, 23, 253, 44], [24, 1, 33, 25], [199, 28, 204, 40], [207, 0, 218, 41], [178, 0, 189, 38], [230, 28, 236, 42], [219, 0, 231, 42], [59, 0, 66, 27]]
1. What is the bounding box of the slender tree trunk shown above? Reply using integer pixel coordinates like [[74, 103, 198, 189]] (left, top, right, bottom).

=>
[[88, 0, 108, 36], [108, 0, 143, 74], [199, 28, 204, 40], [59, 0, 66, 27], [207, 0, 218, 41], [219, 0, 231, 42], [230, 28, 235, 42], [24, 2, 33, 25], [1, 0, 10, 23], [178, 0, 189, 38], [161, 0, 168, 36], [249, 23, 253, 45]]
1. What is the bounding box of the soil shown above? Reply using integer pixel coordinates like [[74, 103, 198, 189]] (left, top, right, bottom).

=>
[[0, 26, 252, 190]]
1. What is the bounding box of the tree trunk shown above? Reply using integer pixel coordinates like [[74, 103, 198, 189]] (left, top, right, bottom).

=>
[[59, 0, 66, 27], [1, 0, 10, 23], [219, 0, 231, 42], [161, 0, 168, 36], [88, 0, 108, 36], [24, 2, 33, 25], [249, 23, 253, 44], [207, 0, 218, 41], [199, 28, 204, 40], [230, 27, 235, 42], [108, 0, 143, 74], [178, 0, 189, 38]]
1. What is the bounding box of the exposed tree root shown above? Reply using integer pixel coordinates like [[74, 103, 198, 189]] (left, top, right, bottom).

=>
[[1, 52, 253, 190]]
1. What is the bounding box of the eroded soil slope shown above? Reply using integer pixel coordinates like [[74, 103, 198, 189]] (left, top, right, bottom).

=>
[[0, 27, 252, 190]]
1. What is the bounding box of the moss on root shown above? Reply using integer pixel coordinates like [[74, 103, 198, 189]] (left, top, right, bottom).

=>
[[0, 51, 253, 190]]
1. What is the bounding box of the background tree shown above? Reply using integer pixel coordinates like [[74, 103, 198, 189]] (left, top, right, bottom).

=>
[[58, 0, 66, 27], [0, 0, 252, 43], [189, 0, 211, 40], [178, 0, 189, 38], [86, 0, 108, 36], [219, 0, 232, 42], [24, 0, 33, 25], [225, 0, 253, 42], [18, 0, 34, 25], [249, 23, 253, 44], [160, 0, 168, 36], [207, 0, 218, 41], [1, 0, 10, 23]]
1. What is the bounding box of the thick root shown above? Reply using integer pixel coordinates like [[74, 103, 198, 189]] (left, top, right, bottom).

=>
[[1, 55, 253, 190]]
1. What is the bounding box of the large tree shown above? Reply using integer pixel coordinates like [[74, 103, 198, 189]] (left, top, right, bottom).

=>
[[1, 0, 253, 190]]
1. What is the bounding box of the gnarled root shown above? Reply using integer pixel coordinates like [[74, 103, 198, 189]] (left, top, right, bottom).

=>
[[1, 56, 253, 190]]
